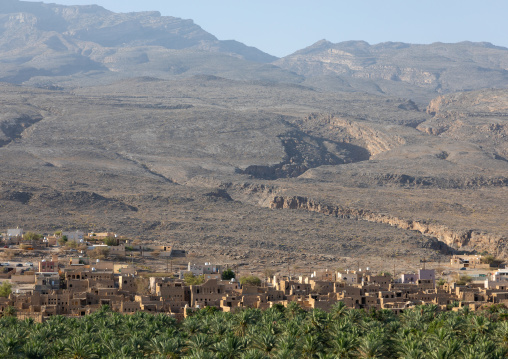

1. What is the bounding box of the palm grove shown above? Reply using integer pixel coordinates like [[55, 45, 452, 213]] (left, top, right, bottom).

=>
[[1, 303, 508, 358]]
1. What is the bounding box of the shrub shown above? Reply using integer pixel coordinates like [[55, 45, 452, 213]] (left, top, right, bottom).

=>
[[481, 255, 496, 264], [240, 275, 261, 287], [89, 247, 109, 260], [24, 232, 42, 241], [221, 268, 235, 280], [0, 281, 12, 297], [184, 273, 205, 285], [103, 237, 118, 246], [456, 275, 473, 286]]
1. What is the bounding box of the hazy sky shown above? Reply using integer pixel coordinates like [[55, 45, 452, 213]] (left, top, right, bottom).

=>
[[42, 0, 508, 57]]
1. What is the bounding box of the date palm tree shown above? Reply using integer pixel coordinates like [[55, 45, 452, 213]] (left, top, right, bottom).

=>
[[184, 349, 217, 359], [213, 335, 246, 359], [240, 348, 269, 359], [329, 331, 358, 358], [148, 337, 183, 358], [22, 340, 49, 359], [253, 330, 278, 355], [187, 333, 213, 354], [357, 332, 386, 359], [234, 310, 256, 337], [0, 333, 24, 358], [395, 337, 425, 359], [426, 338, 461, 359], [61, 336, 99, 359], [300, 333, 323, 358]]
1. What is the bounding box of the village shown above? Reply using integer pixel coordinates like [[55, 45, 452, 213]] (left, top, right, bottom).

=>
[[1, 228, 508, 322]]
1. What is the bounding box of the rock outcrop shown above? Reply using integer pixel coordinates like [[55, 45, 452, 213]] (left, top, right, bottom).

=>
[[420, 89, 508, 159], [269, 195, 508, 257], [275, 40, 508, 102]]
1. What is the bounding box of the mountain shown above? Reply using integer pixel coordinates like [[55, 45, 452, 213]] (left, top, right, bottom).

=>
[[0, 0, 300, 87], [275, 40, 508, 103], [0, 1, 507, 267], [2, 1, 508, 102]]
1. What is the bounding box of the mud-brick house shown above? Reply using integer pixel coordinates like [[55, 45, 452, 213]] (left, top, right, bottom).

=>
[[364, 274, 392, 290], [156, 281, 190, 303], [134, 295, 164, 312], [107, 243, 126, 257], [337, 270, 363, 285], [119, 275, 138, 293], [35, 272, 60, 292], [118, 300, 141, 313], [310, 280, 334, 294], [190, 279, 225, 307]]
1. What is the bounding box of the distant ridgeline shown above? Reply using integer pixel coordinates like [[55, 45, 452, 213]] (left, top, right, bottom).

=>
[[0, 1, 508, 101]]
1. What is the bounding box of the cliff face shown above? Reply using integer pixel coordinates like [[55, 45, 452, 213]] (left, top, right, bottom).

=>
[[275, 40, 508, 102], [269, 196, 508, 257], [419, 89, 508, 159]]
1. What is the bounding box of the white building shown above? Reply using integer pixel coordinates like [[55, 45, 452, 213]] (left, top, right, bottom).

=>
[[7, 228, 23, 237], [179, 262, 224, 279], [492, 269, 508, 282], [62, 231, 85, 242]]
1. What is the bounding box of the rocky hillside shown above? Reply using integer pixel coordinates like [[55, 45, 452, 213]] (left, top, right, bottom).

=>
[[0, 78, 506, 260], [420, 89, 508, 160], [275, 40, 508, 102]]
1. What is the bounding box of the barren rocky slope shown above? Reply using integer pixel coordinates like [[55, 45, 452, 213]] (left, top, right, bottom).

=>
[[0, 78, 506, 267]]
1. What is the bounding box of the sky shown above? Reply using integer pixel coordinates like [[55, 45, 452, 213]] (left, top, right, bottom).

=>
[[42, 0, 508, 57]]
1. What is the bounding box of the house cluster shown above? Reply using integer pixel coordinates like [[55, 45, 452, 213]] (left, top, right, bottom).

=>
[[1, 256, 508, 322], [0, 228, 186, 260], [0, 228, 114, 248]]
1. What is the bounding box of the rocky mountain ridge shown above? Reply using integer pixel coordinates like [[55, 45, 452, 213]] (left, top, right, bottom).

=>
[[1, 1, 508, 104], [276, 40, 508, 102], [0, 0, 285, 86]]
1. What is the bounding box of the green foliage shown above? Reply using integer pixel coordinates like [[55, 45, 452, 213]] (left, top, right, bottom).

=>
[[481, 255, 496, 264], [89, 247, 109, 259], [23, 232, 42, 241], [240, 275, 262, 287], [103, 237, 118, 246], [0, 305, 506, 357], [58, 236, 68, 246], [65, 240, 78, 249], [437, 278, 446, 286], [184, 273, 205, 285], [0, 281, 12, 297], [221, 268, 235, 280], [456, 275, 473, 286]]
